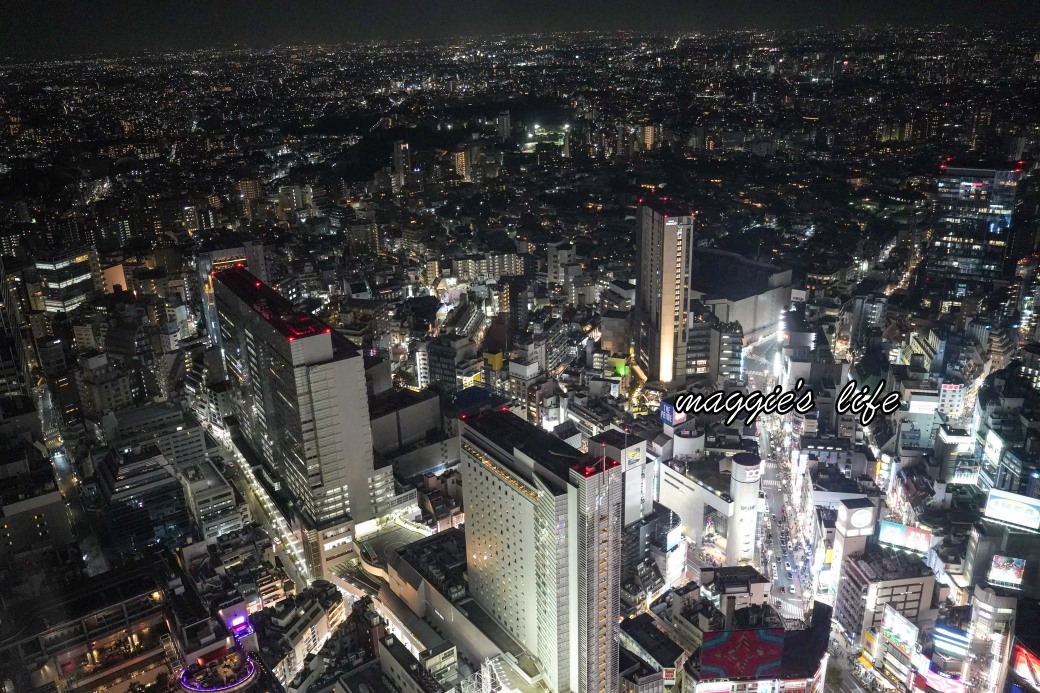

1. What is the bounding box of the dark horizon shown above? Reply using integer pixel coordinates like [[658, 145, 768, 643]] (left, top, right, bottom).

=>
[[4, 0, 1040, 60]]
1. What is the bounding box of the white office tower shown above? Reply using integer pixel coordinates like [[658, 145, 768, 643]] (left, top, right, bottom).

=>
[[635, 202, 696, 385], [460, 409, 622, 693], [213, 267, 392, 579], [727, 453, 762, 565]]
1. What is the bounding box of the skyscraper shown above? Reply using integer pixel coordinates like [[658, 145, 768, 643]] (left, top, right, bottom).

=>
[[213, 267, 393, 579], [635, 202, 696, 384], [460, 409, 621, 693], [392, 140, 411, 189], [925, 164, 1023, 298]]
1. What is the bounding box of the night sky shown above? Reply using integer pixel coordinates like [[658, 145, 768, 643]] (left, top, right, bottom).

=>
[[3, 0, 1040, 58]]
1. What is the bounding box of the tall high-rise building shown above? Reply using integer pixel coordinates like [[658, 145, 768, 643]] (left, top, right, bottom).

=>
[[454, 148, 472, 182], [391, 140, 411, 189], [546, 240, 576, 287], [197, 243, 268, 341], [496, 111, 511, 140], [635, 203, 696, 384], [31, 247, 101, 315], [213, 267, 393, 579], [460, 409, 622, 693], [924, 164, 1023, 298]]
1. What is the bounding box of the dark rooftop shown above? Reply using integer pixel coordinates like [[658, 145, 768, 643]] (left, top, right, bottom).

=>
[[621, 613, 685, 667], [214, 266, 331, 341], [590, 427, 646, 449], [464, 409, 612, 481], [368, 387, 438, 419]]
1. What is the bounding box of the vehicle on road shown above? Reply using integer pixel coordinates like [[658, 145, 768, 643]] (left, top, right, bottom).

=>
[[785, 561, 792, 571]]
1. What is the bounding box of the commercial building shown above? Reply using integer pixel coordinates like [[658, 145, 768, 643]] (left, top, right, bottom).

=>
[[658, 445, 762, 567], [0, 443, 74, 560], [213, 267, 394, 579], [460, 409, 623, 693], [924, 165, 1022, 298], [252, 580, 345, 687], [834, 543, 938, 647], [196, 243, 268, 339], [0, 565, 167, 693], [689, 249, 792, 346], [30, 247, 101, 315], [635, 202, 696, 385], [179, 458, 247, 541], [95, 447, 190, 555], [101, 402, 207, 468], [378, 635, 450, 693]]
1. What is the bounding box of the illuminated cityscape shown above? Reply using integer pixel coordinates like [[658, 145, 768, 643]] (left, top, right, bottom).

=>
[[2, 11, 1040, 693]]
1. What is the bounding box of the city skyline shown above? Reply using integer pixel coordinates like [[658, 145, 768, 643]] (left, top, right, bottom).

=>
[[4, 1, 1040, 59], [1, 20, 1040, 693]]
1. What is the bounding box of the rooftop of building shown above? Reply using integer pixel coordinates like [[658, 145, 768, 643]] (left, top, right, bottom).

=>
[[848, 542, 934, 582], [392, 528, 467, 594], [810, 465, 878, 496], [213, 266, 334, 342], [590, 427, 647, 449], [689, 248, 789, 303], [380, 635, 448, 693], [0, 562, 164, 644], [621, 613, 685, 667], [463, 409, 603, 482], [780, 602, 832, 679], [180, 458, 230, 493], [842, 497, 876, 511], [0, 394, 35, 419], [368, 386, 439, 419], [620, 647, 663, 683], [638, 197, 696, 219], [441, 385, 510, 418], [0, 457, 58, 511], [702, 565, 772, 593], [664, 454, 735, 503], [253, 581, 342, 656]]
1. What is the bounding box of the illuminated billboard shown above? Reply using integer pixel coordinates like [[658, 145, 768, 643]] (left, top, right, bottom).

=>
[[932, 625, 970, 659], [626, 447, 643, 470], [908, 400, 937, 414], [700, 629, 784, 680], [950, 464, 979, 485], [989, 554, 1026, 587], [881, 604, 919, 657], [878, 520, 932, 554], [984, 489, 1040, 530], [1014, 644, 1040, 690], [660, 401, 686, 426], [913, 667, 966, 693], [984, 430, 1004, 466]]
